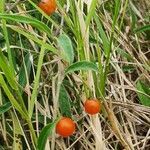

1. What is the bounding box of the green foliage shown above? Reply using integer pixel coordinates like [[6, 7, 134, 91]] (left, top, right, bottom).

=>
[[86, 0, 98, 27], [0, 14, 51, 36], [134, 25, 150, 33], [0, 0, 149, 149], [122, 65, 135, 73], [59, 85, 72, 118], [10, 26, 57, 54], [116, 48, 133, 61], [65, 61, 98, 74], [57, 34, 74, 64], [0, 49, 18, 90], [130, 8, 137, 30], [0, 73, 28, 119], [37, 120, 58, 150], [18, 53, 32, 89], [94, 15, 110, 57], [136, 81, 150, 107], [0, 102, 12, 115]]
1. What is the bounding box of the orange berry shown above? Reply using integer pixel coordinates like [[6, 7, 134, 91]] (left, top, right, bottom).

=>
[[84, 99, 101, 115], [56, 117, 76, 137], [38, 0, 56, 15]]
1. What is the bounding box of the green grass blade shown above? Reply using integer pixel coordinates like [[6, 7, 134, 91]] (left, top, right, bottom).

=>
[[29, 45, 46, 117], [9, 25, 58, 54], [130, 8, 137, 30], [0, 102, 12, 115], [136, 81, 150, 107], [116, 48, 133, 61], [18, 53, 32, 89], [0, 74, 28, 119], [102, 0, 121, 96], [0, 49, 18, 90], [134, 25, 150, 33], [0, 2, 15, 76], [0, 14, 51, 36], [0, 0, 4, 12], [94, 15, 110, 57], [11, 112, 23, 150], [86, 0, 98, 27]]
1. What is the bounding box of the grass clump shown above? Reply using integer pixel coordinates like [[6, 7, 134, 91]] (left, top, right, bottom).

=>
[[0, 0, 150, 149]]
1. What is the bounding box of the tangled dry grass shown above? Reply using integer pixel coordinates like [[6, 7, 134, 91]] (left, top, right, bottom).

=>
[[0, 0, 150, 149]]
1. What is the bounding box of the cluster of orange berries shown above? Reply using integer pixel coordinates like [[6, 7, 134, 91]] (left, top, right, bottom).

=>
[[38, 0, 102, 138], [56, 99, 101, 137]]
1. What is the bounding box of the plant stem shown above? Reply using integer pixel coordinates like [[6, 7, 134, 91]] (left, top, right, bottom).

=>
[[29, 35, 46, 118], [1, 1, 15, 76], [26, 119, 37, 148], [102, 0, 121, 97]]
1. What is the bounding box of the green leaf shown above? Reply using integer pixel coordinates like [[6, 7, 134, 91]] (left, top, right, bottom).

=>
[[94, 15, 110, 56], [122, 65, 135, 72], [0, 0, 4, 13], [32, 114, 52, 125], [86, 0, 98, 27], [0, 145, 4, 150], [134, 25, 150, 33], [0, 102, 12, 115], [116, 48, 133, 61], [130, 8, 137, 31], [0, 14, 51, 36], [18, 53, 32, 89], [136, 81, 150, 107], [57, 34, 74, 64], [9, 26, 57, 54], [0, 74, 28, 119], [37, 120, 57, 150], [11, 113, 23, 149], [65, 61, 98, 74], [0, 49, 18, 90], [59, 85, 72, 117]]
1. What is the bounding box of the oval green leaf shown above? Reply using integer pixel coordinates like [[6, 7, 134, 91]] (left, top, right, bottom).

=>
[[65, 61, 98, 74], [57, 34, 74, 64], [37, 120, 57, 150], [59, 85, 72, 117]]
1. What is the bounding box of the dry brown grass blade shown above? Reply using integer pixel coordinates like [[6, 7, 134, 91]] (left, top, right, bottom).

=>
[[103, 101, 132, 150]]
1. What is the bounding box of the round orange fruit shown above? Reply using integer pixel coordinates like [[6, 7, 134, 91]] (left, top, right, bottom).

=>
[[38, 0, 56, 15], [56, 117, 76, 137], [84, 99, 101, 115]]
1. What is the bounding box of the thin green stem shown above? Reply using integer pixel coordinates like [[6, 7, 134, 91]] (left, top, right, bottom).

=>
[[119, 0, 129, 30], [102, 0, 121, 96], [29, 38, 46, 118], [1, 1, 15, 75], [26, 119, 37, 148], [0, 74, 28, 118]]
